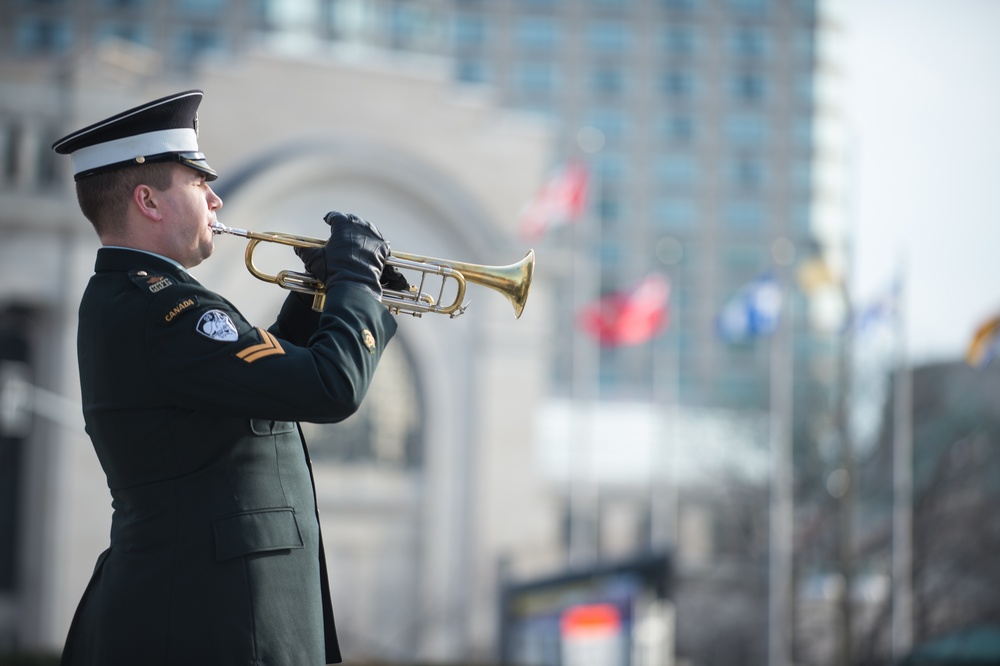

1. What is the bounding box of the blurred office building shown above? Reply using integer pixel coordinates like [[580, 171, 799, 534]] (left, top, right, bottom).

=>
[[0, 0, 849, 664]]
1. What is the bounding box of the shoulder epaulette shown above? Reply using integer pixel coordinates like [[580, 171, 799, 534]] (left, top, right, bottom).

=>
[[127, 269, 178, 298]]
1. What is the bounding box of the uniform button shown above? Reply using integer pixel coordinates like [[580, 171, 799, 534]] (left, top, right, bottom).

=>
[[137, 271, 148, 277]]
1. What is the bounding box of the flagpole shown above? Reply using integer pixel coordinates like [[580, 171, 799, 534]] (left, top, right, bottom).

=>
[[890, 261, 913, 660], [651, 238, 683, 551], [568, 129, 604, 568], [567, 185, 595, 569], [834, 280, 856, 666], [768, 257, 794, 666]]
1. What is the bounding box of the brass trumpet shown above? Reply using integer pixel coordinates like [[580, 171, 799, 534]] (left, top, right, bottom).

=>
[[211, 222, 534, 319]]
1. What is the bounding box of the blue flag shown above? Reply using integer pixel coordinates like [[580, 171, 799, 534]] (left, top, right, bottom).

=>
[[716, 273, 782, 342], [848, 281, 900, 336]]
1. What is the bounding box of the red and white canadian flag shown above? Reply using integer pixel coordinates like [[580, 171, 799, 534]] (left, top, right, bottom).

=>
[[578, 273, 671, 347], [518, 160, 589, 241]]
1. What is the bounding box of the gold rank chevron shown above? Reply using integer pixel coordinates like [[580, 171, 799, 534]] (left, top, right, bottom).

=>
[[236, 328, 285, 363]]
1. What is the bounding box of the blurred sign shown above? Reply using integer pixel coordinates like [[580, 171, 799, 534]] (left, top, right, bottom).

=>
[[499, 552, 671, 666], [560, 603, 624, 666]]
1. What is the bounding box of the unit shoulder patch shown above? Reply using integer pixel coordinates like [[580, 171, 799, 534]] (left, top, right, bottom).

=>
[[195, 309, 239, 342]]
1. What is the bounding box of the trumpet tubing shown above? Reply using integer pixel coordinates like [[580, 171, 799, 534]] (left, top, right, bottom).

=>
[[211, 222, 534, 319]]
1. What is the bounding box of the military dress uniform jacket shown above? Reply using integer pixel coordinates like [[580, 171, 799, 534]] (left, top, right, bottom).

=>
[[61, 247, 398, 666]]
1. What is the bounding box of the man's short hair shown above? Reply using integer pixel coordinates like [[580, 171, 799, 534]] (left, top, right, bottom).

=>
[[76, 163, 176, 236]]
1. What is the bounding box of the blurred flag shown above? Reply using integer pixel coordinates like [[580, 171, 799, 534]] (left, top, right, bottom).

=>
[[716, 273, 782, 342], [518, 160, 589, 241], [796, 256, 839, 294], [849, 281, 900, 336], [578, 273, 670, 347], [966, 314, 1000, 369]]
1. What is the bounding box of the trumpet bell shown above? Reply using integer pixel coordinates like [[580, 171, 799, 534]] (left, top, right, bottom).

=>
[[389, 250, 535, 319]]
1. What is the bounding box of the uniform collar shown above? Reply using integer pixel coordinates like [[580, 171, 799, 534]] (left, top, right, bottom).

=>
[[94, 247, 193, 279]]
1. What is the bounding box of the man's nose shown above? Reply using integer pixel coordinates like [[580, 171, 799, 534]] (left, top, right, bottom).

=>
[[208, 186, 223, 210]]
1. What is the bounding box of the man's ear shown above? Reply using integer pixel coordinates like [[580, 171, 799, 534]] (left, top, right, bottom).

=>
[[133, 184, 162, 222]]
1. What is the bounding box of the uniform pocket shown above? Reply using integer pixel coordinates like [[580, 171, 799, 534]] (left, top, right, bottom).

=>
[[212, 508, 304, 561], [249, 419, 297, 435]]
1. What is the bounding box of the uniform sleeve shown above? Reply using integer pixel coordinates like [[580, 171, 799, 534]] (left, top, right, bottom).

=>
[[268, 292, 323, 346], [144, 281, 398, 424]]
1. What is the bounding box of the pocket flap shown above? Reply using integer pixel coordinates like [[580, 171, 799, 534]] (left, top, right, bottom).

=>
[[249, 419, 297, 435], [213, 508, 304, 561]]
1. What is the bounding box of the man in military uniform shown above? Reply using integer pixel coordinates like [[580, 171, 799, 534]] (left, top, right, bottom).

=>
[[52, 90, 401, 665]]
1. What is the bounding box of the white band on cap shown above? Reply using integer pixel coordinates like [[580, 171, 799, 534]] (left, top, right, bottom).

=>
[[70, 127, 200, 175]]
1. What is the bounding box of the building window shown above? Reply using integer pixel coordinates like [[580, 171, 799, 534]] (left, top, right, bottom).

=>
[[655, 198, 697, 230], [596, 153, 628, 184], [730, 157, 766, 191], [793, 117, 813, 149], [660, 70, 695, 99], [0, 307, 35, 594], [389, 4, 438, 51], [597, 239, 625, 271], [795, 0, 817, 16], [590, 66, 627, 96], [15, 17, 73, 55], [599, 194, 623, 225], [658, 115, 694, 142], [726, 113, 768, 145], [100, 0, 150, 8], [793, 30, 815, 60], [2, 121, 21, 184], [584, 108, 627, 141], [96, 21, 154, 47], [515, 16, 562, 52], [514, 62, 559, 95], [731, 73, 766, 103], [725, 201, 765, 227], [717, 374, 764, 408], [791, 201, 811, 231], [453, 13, 486, 47], [729, 27, 770, 61], [174, 0, 226, 14], [455, 58, 490, 84], [790, 159, 812, 194], [796, 74, 815, 106], [36, 124, 61, 188], [586, 21, 630, 54], [723, 243, 766, 277], [655, 154, 698, 186], [661, 24, 697, 56], [729, 0, 768, 13], [174, 25, 225, 58]]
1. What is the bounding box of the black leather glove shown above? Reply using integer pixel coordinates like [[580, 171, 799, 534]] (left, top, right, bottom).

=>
[[380, 262, 410, 293], [294, 212, 410, 299]]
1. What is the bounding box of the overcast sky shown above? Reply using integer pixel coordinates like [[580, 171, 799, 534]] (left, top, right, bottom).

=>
[[837, 0, 1000, 364]]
